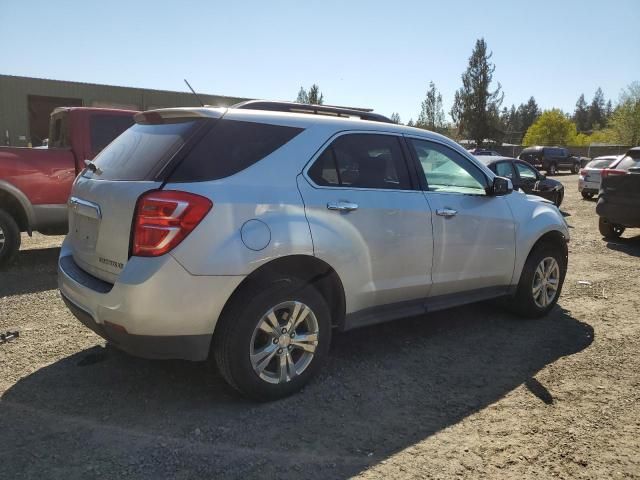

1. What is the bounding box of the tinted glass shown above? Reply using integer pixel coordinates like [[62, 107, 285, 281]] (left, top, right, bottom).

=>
[[308, 134, 411, 190], [616, 152, 640, 171], [410, 139, 487, 194], [588, 158, 616, 169], [90, 115, 135, 155], [515, 162, 538, 180], [84, 120, 201, 181], [495, 161, 515, 179], [170, 120, 303, 182]]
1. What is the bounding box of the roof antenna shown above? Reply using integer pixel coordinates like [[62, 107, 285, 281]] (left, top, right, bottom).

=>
[[184, 79, 205, 107]]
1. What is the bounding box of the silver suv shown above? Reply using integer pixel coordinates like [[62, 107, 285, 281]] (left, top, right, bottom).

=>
[[59, 101, 569, 400]]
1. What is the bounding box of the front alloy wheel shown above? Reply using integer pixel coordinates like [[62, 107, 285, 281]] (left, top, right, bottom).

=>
[[250, 301, 319, 384], [531, 257, 560, 308]]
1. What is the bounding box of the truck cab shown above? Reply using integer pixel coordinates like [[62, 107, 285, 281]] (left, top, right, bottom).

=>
[[0, 107, 136, 266]]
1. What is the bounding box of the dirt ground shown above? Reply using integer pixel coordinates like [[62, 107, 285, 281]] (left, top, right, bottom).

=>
[[0, 174, 638, 479]]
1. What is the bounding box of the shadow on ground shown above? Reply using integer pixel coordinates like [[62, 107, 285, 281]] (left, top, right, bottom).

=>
[[605, 233, 640, 257], [0, 303, 593, 479], [0, 247, 60, 297]]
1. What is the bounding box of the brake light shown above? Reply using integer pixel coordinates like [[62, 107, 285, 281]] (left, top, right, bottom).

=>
[[601, 169, 626, 178], [579, 169, 587, 176], [132, 190, 212, 257]]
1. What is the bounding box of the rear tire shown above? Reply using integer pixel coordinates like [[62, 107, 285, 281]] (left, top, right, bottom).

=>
[[599, 217, 625, 239], [572, 163, 580, 174], [213, 277, 331, 401], [581, 192, 594, 200], [547, 163, 557, 175], [507, 244, 566, 318], [0, 209, 21, 268]]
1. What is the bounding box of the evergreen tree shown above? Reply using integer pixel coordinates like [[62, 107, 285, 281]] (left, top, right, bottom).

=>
[[588, 87, 606, 130], [407, 119, 415, 127], [451, 38, 504, 146], [295, 84, 324, 104], [519, 97, 541, 133], [416, 81, 446, 131], [390, 112, 401, 124], [574, 94, 589, 132]]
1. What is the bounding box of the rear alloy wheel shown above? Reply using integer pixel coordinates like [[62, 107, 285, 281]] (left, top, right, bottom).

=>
[[213, 278, 331, 401], [581, 192, 594, 200], [572, 163, 580, 174], [599, 217, 625, 239], [547, 164, 557, 175], [0, 209, 21, 268], [508, 244, 566, 318]]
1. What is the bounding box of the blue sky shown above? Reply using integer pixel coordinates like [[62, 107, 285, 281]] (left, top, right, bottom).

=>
[[2, 0, 639, 123]]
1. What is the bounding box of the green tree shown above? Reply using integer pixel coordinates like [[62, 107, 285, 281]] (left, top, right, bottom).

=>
[[519, 97, 540, 133], [390, 112, 401, 124], [407, 118, 415, 127], [588, 87, 606, 130], [416, 81, 446, 131], [295, 84, 324, 104], [451, 38, 504, 146], [609, 82, 640, 145], [573, 94, 589, 132], [522, 109, 578, 146]]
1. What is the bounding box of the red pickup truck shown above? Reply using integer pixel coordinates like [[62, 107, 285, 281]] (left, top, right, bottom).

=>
[[0, 107, 136, 266]]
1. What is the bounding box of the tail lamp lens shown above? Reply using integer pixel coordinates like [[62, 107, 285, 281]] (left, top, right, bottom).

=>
[[132, 190, 212, 257]]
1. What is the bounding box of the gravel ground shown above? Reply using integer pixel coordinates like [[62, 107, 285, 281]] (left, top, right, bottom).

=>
[[0, 174, 638, 479]]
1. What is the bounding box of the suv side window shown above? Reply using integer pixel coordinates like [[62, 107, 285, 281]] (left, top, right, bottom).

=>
[[408, 138, 488, 194], [308, 133, 412, 190]]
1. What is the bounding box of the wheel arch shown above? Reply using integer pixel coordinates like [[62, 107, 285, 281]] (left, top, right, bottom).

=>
[[0, 181, 35, 234], [215, 254, 347, 334]]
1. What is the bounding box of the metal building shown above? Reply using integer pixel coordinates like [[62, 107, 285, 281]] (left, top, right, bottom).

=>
[[0, 74, 249, 146]]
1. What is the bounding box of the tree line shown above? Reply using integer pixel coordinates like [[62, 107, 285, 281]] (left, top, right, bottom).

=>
[[295, 39, 640, 147]]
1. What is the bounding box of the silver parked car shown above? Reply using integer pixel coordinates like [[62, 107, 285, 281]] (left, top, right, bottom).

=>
[[59, 101, 570, 400], [579, 155, 621, 199]]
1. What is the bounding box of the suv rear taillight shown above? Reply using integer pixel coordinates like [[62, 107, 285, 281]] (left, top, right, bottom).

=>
[[132, 190, 212, 257], [579, 169, 587, 176], [601, 169, 626, 178]]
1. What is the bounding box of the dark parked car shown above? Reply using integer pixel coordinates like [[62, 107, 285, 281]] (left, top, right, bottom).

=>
[[477, 156, 564, 206], [467, 148, 501, 156], [596, 147, 640, 238], [518, 146, 581, 175]]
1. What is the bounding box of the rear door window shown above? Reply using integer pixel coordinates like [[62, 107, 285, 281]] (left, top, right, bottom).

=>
[[307, 133, 412, 190], [169, 120, 304, 182], [84, 120, 202, 181], [515, 162, 539, 180]]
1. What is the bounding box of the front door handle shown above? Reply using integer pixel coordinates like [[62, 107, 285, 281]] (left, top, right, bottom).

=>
[[327, 201, 359, 212], [436, 208, 457, 218]]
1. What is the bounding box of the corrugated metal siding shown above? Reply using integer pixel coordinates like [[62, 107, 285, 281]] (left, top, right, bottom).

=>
[[0, 75, 248, 146]]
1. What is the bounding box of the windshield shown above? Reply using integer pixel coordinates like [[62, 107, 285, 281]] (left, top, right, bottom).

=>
[[83, 120, 202, 181]]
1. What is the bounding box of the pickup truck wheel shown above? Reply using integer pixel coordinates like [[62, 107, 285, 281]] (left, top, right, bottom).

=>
[[0, 209, 21, 268], [599, 217, 625, 239], [581, 192, 594, 200], [572, 163, 580, 174], [547, 163, 557, 175], [508, 244, 566, 318], [213, 278, 331, 401]]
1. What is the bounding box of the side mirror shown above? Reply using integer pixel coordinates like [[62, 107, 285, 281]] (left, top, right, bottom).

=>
[[490, 176, 513, 196]]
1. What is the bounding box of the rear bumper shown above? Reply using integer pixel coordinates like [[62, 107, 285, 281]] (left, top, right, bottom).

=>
[[596, 200, 640, 228], [578, 178, 599, 193], [61, 293, 211, 361], [58, 240, 245, 361]]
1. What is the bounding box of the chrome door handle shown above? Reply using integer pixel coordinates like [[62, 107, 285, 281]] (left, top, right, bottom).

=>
[[327, 201, 359, 212], [436, 208, 457, 218]]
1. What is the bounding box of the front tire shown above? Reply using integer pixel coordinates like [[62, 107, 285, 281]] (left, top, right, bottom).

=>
[[508, 244, 566, 318], [213, 278, 331, 401], [554, 191, 564, 207], [572, 163, 580, 174], [0, 209, 21, 268], [599, 217, 624, 239], [547, 163, 557, 175]]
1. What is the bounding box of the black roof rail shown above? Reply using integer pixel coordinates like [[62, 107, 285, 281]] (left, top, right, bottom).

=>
[[230, 100, 393, 123]]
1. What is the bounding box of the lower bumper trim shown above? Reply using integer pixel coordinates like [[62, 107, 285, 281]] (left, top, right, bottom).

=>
[[61, 293, 211, 361]]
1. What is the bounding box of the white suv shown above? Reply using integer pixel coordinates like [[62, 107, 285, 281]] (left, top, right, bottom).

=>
[[58, 101, 569, 400]]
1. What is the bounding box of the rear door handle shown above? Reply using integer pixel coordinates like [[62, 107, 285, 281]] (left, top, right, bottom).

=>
[[327, 201, 359, 212], [436, 208, 457, 218]]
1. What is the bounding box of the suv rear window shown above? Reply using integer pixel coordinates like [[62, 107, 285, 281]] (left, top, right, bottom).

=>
[[84, 120, 202, 181], [90, 114, 135, 156], [169, 120, 304, 182]]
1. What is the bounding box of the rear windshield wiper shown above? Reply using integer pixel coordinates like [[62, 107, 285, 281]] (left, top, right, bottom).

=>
[[84, 160, 103, 175]]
